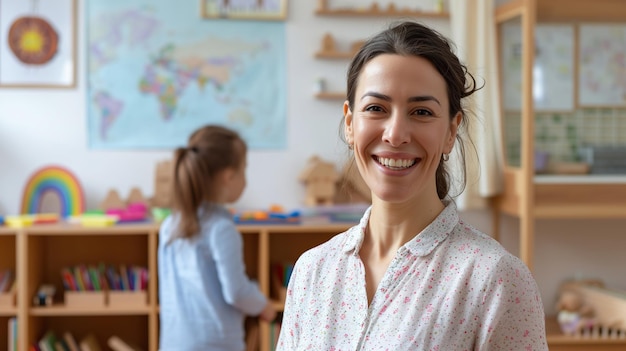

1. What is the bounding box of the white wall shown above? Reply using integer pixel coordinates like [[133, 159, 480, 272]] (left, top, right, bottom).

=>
[[1, 0, 625, 316], [0, 0, 448, 214]]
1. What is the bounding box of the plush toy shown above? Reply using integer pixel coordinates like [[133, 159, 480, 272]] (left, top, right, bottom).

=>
[[556, 290, 591, 335], [556, 281, 600, 335]]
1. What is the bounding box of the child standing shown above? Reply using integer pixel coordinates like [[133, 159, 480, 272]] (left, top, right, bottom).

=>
[[158, 125, 276, 351]]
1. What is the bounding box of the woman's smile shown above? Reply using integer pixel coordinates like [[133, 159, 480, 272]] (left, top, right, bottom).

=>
[[373, 155, 420, 171]]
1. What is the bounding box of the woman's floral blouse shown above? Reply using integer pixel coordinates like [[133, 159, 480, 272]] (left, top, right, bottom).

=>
[[277, 202, 547, 351]]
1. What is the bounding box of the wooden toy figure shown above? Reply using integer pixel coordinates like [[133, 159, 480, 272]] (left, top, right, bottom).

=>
[[152, 160, 173, 208], [100, 189, 126, 211], [127, 187, 149, 206], [321, 33, 335, 54], [317, 0, 327, 11], [299, 156, 339, 206]]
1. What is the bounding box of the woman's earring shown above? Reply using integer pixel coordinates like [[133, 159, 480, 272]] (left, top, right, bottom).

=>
[[442, 153, 449, 161], [348, 142, 354, 150]]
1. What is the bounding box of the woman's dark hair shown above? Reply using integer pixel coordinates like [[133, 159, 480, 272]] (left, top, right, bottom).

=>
[[342, 21, 481, 199], [172, 125, 246, 239]]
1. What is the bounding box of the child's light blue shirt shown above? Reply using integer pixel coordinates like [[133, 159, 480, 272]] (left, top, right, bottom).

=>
[[158, 203, 266, 351]]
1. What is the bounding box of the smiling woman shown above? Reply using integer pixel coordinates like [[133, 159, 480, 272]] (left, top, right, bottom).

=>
[[277, 21, 549, 351], [344, 54, 459, 207]]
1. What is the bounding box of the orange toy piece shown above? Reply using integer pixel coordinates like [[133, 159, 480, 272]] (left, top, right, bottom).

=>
[[253, 211, 269, 220], [34, 213, 59, 224], [233, 206, 300, 225], [269, 204, 284, 213]]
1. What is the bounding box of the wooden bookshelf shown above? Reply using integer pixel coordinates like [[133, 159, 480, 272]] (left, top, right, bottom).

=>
[[7, 220, 626, 350], [0, 227, 16, 319], [0, 221, 354, 351], [0, 223, 158, 351], [493, 1, 626, 350]]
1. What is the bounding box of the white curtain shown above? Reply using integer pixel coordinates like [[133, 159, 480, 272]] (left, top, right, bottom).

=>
[[449, 0, 504, 210]]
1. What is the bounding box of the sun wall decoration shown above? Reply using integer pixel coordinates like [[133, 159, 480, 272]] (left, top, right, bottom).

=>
[[7, 16, 59, 65], [0, 0, 76, 87]]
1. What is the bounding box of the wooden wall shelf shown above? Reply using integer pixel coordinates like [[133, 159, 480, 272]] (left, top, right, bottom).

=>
[[315, 51, 354, 59], [313, 3, 450, 99], [315, 92, 346, 100], [315, 9, 449, 19], [497, 169, 626, 219]]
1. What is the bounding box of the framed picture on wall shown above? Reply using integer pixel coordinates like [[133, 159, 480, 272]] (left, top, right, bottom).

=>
[[578, 24, 626, 107], [0, 0, 77, 88], [201, 0, 288, 21], [500, 22, 575, 112]]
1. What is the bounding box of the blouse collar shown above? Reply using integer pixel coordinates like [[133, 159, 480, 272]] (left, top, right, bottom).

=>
[[342, 201, 459, 257]]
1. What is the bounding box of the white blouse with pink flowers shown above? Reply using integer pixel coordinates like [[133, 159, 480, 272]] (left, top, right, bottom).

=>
[[277, 202, 548, 351]]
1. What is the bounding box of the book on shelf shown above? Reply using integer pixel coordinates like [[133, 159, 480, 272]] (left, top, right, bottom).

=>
[[38, 330, 58, 351], [61, 267, 77, 291], [107, 335, 141, 351], [120, 265, 130, 291], [7, 317, 17, 351], [62, 264, 104, 292], [271, 262, 294, 301], [103, 264, 148, 292], [55, 339, 71, 351], [269, 320, 282, 351], [0, 269, 14, 292], [79, 334, 102, 351], [63, 331, 80, 351], [62, 263, 147, 293]]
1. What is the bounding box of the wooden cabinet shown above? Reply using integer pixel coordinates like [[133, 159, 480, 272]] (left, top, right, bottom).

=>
[[3, 223, 159, 351], [0, 227, 17, 350], [493, 0, 626, 349], [0, 221, 352, 351], [243, 224, 351, 351]]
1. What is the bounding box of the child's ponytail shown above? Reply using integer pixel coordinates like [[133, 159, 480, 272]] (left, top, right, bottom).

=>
[[170, 125, 246, 240]]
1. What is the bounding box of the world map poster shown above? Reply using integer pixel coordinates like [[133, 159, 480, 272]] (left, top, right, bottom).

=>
[[87, 0, 287, 149]]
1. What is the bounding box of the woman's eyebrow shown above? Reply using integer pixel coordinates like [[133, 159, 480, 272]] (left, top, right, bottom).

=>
[[408, 95, 441, 106], [360, 91, 441, 106]]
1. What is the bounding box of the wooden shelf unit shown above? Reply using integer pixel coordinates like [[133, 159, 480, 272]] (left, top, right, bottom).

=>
[[546, 316, 626, 351], [0, 221, 353, 351], [0, 227, 17, 350], [313, 2, 450, 100], [15, 223, 158, 351], [494, 1, 626, 350]]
